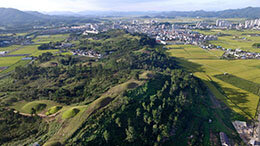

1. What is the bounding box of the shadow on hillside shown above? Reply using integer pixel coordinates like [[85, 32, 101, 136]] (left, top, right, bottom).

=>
[[173, 57, 204, 73], [213, 81, 253, 119]]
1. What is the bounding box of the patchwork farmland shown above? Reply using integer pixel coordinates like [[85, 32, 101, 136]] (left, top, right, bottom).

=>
[[0, 34, 69, 75], [167, 44, 260, 119]]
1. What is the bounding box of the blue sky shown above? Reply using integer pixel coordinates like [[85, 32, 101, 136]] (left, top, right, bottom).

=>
[[1, 0, 260, 12]]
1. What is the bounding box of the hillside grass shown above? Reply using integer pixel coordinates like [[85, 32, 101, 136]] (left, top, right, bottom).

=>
[[11, 100, 61, 114], [46, 78, 145, 144], [46, 106, 63, 116], [62, 108, 80, 119]]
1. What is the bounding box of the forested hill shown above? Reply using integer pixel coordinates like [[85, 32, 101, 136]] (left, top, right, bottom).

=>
[[0, 30, 241, 145], [0, 8, 42, 26], [0, 8, 99, 29]]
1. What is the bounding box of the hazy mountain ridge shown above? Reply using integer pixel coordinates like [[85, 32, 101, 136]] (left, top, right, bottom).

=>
[[0, 8, 44, 26], [0, 8, 99, 29], [0, 7, 260, 28], [158, 7, 260, 18], [46, 7, 260, 18]]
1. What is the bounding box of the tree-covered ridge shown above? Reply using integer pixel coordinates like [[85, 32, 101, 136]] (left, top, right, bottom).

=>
[[0, 30, 237, 146], [69, 70, 207, 145], [0, 108, 48, 145], [1, 30, 176, 105]]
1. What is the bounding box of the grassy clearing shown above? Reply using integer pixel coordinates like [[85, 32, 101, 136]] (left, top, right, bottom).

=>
[[167, 44, 260, 119], [62, 108, 80, 119], [11, 100, 61, 114], [22, 102, 47, 113], [46, 106, 63, 116]]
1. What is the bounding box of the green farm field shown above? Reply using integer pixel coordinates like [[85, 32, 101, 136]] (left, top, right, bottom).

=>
[[9, 45, 39, 55], [194, 29, 260, 53], [0, 45, 21, 52], [0, 60, 31, 74], [32, 34, 70, 44], [167, 44, 260, 119], [0, 56, 24, 67]]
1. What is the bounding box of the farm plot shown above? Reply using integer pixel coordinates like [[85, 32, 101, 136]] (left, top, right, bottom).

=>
[[0, 45, 21, 52], [194, 29, 260, 53], [0, 56, 23, 67], [32, 34, 69, 44], [167, 45, 260, 119], [9, 45, 39, 55]]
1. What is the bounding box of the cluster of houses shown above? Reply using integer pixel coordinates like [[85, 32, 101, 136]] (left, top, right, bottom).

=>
[[85, 20, 218, 46], [71, 49, 102, 58], [221, 48, 260, 59], [232, 120, 260, 146], [156, 30, 218, 45]]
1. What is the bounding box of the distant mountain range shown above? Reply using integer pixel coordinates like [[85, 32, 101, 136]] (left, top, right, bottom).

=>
[[46, 7, 260, 18], [157, 7, 260, 18], [0, 7, 260, 28]]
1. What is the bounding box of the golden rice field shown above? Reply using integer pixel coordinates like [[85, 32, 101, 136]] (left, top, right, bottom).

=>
[[167, 44, 260, 119]]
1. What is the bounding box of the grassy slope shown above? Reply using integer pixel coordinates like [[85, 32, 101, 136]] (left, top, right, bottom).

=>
[[167, 45, 260, 119], [46, 106, 63, 115], [11, 100, 62, 114], [45, 78, 145, 144]]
